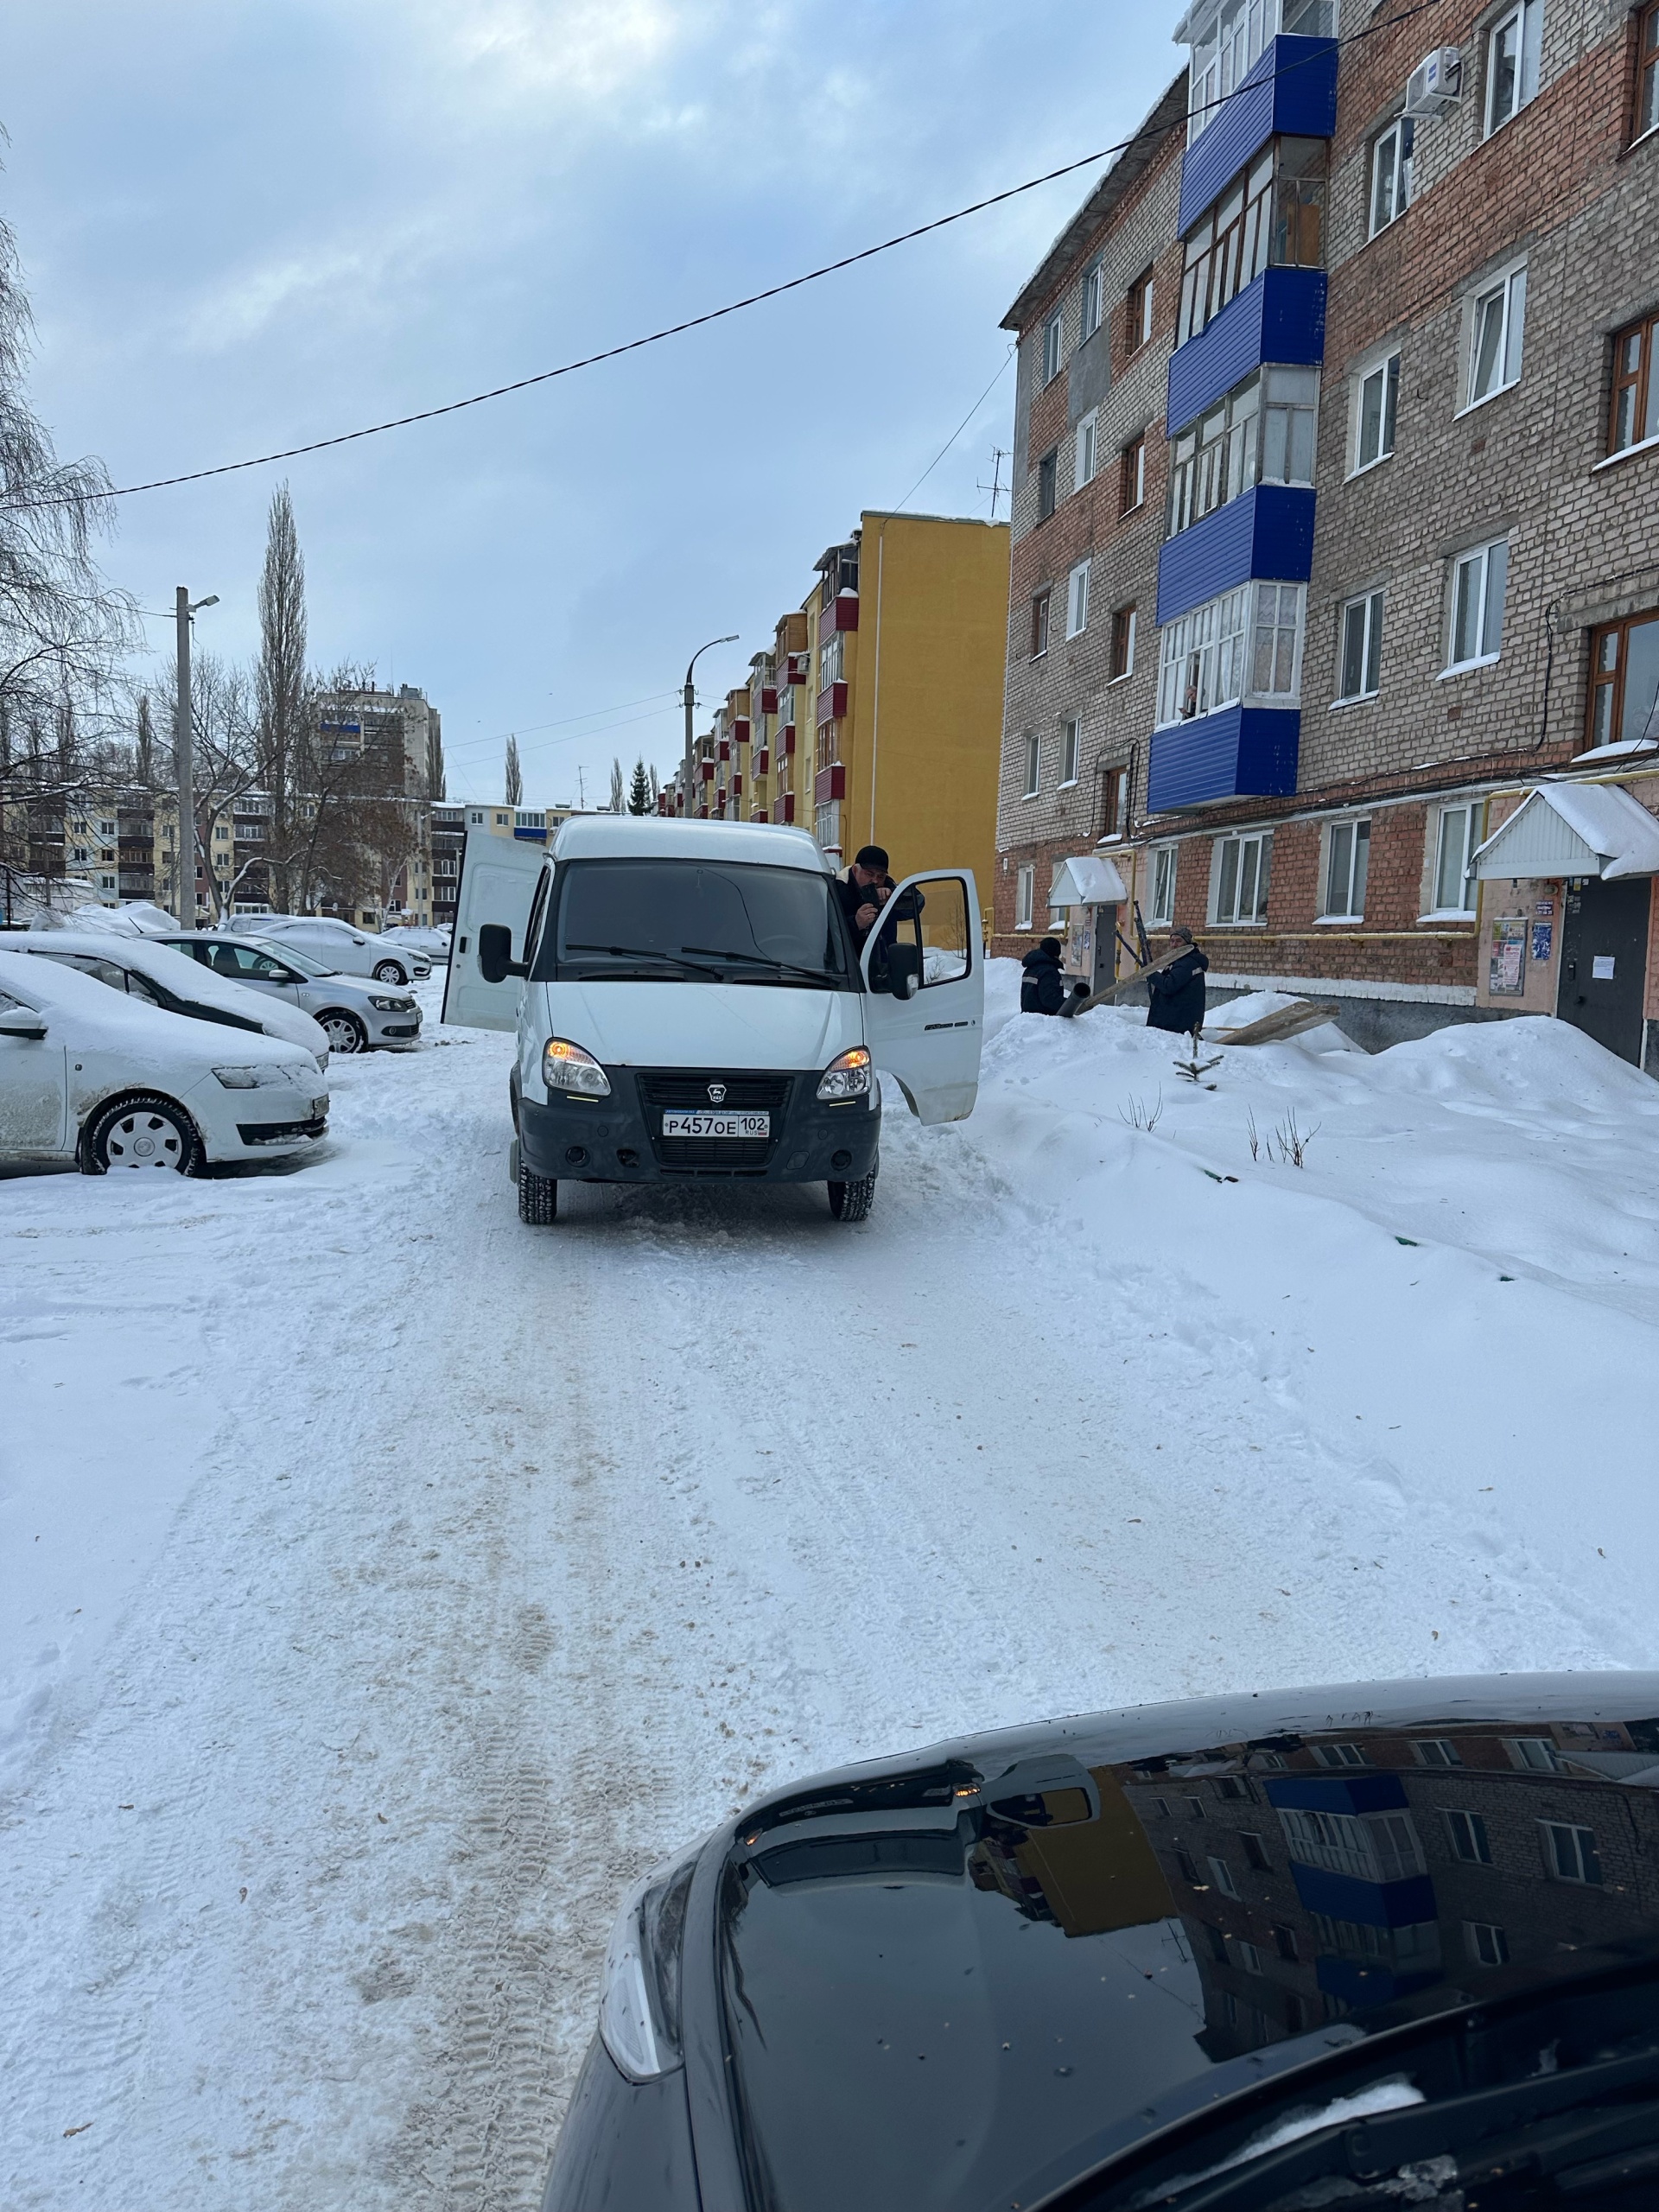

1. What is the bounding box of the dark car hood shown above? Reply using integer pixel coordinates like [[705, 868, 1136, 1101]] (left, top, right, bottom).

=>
[[707, 1674, 1659, 2212]]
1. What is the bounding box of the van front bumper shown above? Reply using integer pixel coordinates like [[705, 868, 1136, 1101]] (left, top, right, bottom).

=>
[[518, 1066, 880, 1184]]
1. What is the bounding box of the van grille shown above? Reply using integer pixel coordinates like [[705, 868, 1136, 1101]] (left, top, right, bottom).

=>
[[635, 1071, 794, 1173]]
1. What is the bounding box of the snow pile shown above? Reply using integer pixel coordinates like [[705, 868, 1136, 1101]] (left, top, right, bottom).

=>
[[29, 899, 180, 937]]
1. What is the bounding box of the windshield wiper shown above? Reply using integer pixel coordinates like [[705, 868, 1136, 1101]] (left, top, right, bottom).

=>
[[679, 944, 842, 988], [563, 942, 723, 977]]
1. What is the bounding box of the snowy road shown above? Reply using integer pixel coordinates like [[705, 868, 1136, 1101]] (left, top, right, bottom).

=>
[[4, 970, 1656, 2209]]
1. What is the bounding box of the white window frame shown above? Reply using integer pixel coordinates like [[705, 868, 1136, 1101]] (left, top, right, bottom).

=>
[[1208, 1855, 1240, 1898], [1080, 263, 1104, 342], [1023, 731, 1041, 799], [1210, 829, 1273, 925], [1369, 116, 1414, 236], [1351, 351, 1400, 474], [1076, 409, 1098, 488], [1428, 800, 1483, 916], [1066, 559, 1091, 639], [1320, 816, 1370, 918], [1150, 844, 1179, 925], [1155, 582, 1306, 728], [1047, 868, 1069, 928], [1485, 0, 1542, 137], [1540, 1820, 1603, 1885], [1111, 605, 1138, 681], [1445, 538, 1509, 671], [1465, 1921, 1510, 1966], [1463, 264, 1527, 410], [1042, 311, 1064, 384], [1445, 1807, 1493, 1863], [1014, 862, 1036, 931], [1132, 268, 1155, 350], [1059, 715, 1081, 787], [1335, 590, 1384, 702]]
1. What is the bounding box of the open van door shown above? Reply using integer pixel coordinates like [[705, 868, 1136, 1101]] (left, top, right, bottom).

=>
[[859, 869, 983, 1123], [442, 831, 546, 1031]]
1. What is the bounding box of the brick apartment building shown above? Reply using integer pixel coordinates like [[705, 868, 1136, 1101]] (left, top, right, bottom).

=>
[[997, 0, 1659, 1068]]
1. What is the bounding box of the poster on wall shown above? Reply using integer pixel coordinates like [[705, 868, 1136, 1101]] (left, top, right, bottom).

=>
[[1489, 917, 1527, 997], [1531, 922, 1553, 963]]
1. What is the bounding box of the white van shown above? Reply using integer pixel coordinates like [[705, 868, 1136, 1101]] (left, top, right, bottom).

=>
[[443, 817, 982, 1223]]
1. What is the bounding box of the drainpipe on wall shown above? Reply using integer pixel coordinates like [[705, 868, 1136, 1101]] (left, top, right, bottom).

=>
[[868, 524, 886, 850]]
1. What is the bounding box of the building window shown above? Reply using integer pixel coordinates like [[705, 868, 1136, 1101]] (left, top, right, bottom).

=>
[[1101, 764, 1128, 836], [1446, 1808, 1493, 1865], [1273, 1923, 1300, 1961], [1111, 605, 1138, 679], [1156, 583, 1304, 726], [1541, 1821, 1604, 1885], [1188, 0, 1337, 141], [1038, 448, 1058, 521], [1178, 137, 1327, 348], [1172, 379, 1261, 533], [1023, 732, 1041, 798], [1126, 266, 1155, 351], [1236, 1939, 1264, 1974], [1486, 0, 1542, 135], [1080, 263, 1104, 341], [1467, 266, 1527, 406], [1208, 1855, 1239, 1898], [1322, 817, 1370, 918], [1043, 311, 1064, 384], [1413, 1738, 1464, 1767], [1432, 802, 1484, 913], [1242, 1831, 1272, 1871], [1448, 539, 1509, 669], [1509, 1736, 1568, 1772], [1337, 591, 1384, 700], [1353, 352, 1400, 473], [1014, 863, 1036, 930], [1588, 608, 1659, 747], [1610, 313, 1659, 454], [1465, 1921, 1510, 1966], [1121, 435, 1147, 512], [1212, 830, 1272, 924], [1066, 560, 1091, 638], [1032, 589, 1052, 658], [1314, 1742, 1367, 1769], [1175, 1847, 1201, 1884], [1076, 410, 1098, 488], [1150, 843, 1178, 925], [1639, 0, 1659, 137], [1060, 715, 1081, 786], [1370, 115, 1414, 234]]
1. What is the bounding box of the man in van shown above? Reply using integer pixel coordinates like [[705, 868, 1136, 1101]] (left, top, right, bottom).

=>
[[836, 846, 898, 948]]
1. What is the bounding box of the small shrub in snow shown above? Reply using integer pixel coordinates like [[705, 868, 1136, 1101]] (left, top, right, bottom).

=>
[[1120, 1090, 1164, 1134]]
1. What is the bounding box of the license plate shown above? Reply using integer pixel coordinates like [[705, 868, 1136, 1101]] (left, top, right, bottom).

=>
[[661, 1110, 769, 1140]]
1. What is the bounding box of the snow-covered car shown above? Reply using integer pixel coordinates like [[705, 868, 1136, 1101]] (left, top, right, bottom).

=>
[[226, 913, 431, 986], [11, 930, 331, 1068], [444, 817, 983, 1224], [154, 931, 423, 1056], [544, 1671, 1659, 2212], [0, 948, 328, 1174]]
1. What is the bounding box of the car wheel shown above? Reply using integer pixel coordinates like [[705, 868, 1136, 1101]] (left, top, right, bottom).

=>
[[372, 960, 407, 985], [321, 1010, 368, 1054], [518, 1161, 558, 1224], [86, 1094, 200, 1176], [827, 1168, 876, 1222]]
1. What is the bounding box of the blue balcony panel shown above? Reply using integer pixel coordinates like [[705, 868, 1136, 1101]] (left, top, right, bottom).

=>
[[1156, 486, 1316, 628], [1265, 1774, 1409, 1818], [1179, 35, 1339, 234], [1287, 1863, 1438, 1929], [1167, 267, 1326, 436], [1147, 705, 1300, 813], [1316, 1956, 1441, 2011]]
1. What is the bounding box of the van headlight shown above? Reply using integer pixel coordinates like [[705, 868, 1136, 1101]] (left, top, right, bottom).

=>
[[597, 1854, 698, 2082], [543, 1038, 611, 1096], [817, 1046, 873, 1100]]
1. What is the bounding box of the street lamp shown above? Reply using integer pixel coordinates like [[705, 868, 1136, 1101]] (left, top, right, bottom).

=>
[[175, 588, 219, 924], [683, 634, 738, 817]]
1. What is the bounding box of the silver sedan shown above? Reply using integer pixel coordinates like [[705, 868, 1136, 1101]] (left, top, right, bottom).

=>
[[156, 933, 424, 1055]]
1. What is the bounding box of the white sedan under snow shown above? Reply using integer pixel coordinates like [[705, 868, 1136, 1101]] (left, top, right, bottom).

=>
[[0, 948, 329, 1175]]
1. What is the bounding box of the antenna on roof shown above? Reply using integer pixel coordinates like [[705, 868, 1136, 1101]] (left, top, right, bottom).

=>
[[978, 445, 1009, 519]]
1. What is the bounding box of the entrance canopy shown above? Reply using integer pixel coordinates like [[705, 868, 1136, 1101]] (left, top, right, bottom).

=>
[[1471, 782, 1659, 881], [1046, 855, 1129, 907]]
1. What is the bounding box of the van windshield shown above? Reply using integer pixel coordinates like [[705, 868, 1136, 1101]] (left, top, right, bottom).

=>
[[537, 858, 854, 988]]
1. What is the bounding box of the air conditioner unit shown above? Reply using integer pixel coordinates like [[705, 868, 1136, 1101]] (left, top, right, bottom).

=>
[[1404, 46, 1461, 118]]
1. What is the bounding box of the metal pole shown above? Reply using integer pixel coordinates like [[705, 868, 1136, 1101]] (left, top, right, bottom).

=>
[[175, 586, 194, 925], [682, 635, 738, 821]]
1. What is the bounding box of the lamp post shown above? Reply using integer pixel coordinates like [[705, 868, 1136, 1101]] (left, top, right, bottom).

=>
[[682, 634, 738, 817], [174, 587, 219, 924]]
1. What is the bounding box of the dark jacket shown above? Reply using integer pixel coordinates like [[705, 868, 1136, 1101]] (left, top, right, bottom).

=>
[[835, 872, 895, 945], [1020, 942, 1067, 1015], [1146, 944, 1209, 1033]]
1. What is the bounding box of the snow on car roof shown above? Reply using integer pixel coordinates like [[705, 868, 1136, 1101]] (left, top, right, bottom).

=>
[[550, 817, 831, 870], [0, 945, 296, 1058]]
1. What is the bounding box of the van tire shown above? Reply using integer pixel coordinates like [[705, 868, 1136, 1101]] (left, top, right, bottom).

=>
[[828, 1168, 876, 1222], [518, 1160, 558, 1224]]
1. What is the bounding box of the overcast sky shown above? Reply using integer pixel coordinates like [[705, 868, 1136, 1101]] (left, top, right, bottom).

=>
[[5, 1, 1181, 808]]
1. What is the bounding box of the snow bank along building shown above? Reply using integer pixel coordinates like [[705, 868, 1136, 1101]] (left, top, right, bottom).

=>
[[664, 511, 1009, 921], [995, 0, 1659, 1070]]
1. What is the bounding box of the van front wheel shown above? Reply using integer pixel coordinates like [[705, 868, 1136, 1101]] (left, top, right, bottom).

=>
[[828, 1169, 876, 1223], [518, 1161, 558, 1224]]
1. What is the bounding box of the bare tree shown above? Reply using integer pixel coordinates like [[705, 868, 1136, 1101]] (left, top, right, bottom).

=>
[[648, 762, 660, 808], [504, 733, 523, 806], [608, 756, 625, 813], [256, 484, 308, 910]]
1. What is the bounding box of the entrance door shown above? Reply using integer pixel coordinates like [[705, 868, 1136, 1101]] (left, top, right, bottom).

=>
[[1558, 877, 1650, 1065]]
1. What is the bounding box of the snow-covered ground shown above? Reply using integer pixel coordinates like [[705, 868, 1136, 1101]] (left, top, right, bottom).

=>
[[3, 963, 1656, 2209]]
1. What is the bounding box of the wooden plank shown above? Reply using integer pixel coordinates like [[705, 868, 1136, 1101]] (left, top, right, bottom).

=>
[[1211, 1000, 1340, 1047]]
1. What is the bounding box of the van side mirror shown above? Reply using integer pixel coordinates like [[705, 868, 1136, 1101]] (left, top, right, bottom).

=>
[[477, 923, 526, 984], [873, 943, 922, 999], [0, 1006, 48, 1041]]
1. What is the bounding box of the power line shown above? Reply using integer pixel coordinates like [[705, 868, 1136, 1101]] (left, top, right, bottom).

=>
[[0, 3, 1437, 516], [892, 345, 1017, 515], [442, 688, 680, 756]]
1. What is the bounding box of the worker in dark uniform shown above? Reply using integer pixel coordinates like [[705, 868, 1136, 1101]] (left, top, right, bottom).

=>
[[1145, 925, 1209, 1035]]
